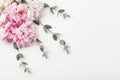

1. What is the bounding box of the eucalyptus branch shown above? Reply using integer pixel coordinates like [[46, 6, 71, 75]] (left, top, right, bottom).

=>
[[12, 0, 27, 4], [44, 3, 70, 19], [36, 39, 48, 59], [40, 23, 70, 54], [13, 42, 31, 73]]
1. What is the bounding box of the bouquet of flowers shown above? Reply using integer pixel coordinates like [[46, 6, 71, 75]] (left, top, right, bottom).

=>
[[0, 0, 70, 73]]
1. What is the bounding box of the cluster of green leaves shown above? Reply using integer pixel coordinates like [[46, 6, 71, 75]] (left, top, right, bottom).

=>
[[36, 39, 48, 59], [44, 3, 57, 14], [43, 24, 69, 54], [59, 39, 69, 54], [44, 3, 70, 19], [57, 9, 70, 19], [13, 0, 27, 3], [43, 25, 52, 33], [40, 45, 48, 59], [16, 53, 31, 73], [13, 42, 31, 73]]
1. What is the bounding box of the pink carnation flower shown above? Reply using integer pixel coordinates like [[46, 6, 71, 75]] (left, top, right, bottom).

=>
[[2, 22, 16, 43], [3, 2, 28, 27], [1, 2, 29, 44], [14, 22, 37, 48], [0, 2, 41, 48]]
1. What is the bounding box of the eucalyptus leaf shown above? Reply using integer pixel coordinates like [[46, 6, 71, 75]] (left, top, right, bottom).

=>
[[44, 25, 52, 29], [63, 13, 70, 19], [50, 8, 54, 14], [21, 0, 27, 3], [19, 63, 23, 67], [65, 48, 69, 54], [22, 62, 28, 65], [64, 46, 69, 54], [40, 45, 44, 52], [53, 34, 57, 41], [44, 3, 49, 8], [24, 68, 29, 72], [36, 39, 42, 43], [13, 42, 18, 50], [43, 27, 48, 33], [16, 53, 24, 60], [60, 40, 66, 45], [42, 53, 48, 59], [33, 19, 40, 25], [58, 9, 65, 13], [51, 6, 57, 10], [19, 62, 28, 67]]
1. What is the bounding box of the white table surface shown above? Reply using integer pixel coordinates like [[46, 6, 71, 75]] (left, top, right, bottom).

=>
[[0, 0, 120, 80]]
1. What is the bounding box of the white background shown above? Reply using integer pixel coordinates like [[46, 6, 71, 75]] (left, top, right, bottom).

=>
[[0, 0, 120, 80]]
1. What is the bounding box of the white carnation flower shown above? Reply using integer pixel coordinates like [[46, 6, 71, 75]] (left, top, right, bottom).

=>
[[27, 0, 44, 20]]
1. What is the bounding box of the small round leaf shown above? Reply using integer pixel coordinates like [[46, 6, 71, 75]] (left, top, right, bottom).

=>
[[44, 25, 52, 29], [16, 53, 24, 60], [53, 34, 57, 41], [60, 40, 66, 45]]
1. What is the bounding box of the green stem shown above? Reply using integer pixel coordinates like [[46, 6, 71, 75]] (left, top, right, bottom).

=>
[[17, 50, 31, 73], [40, 23, 69, 54], [36, 39, 48, 59]]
